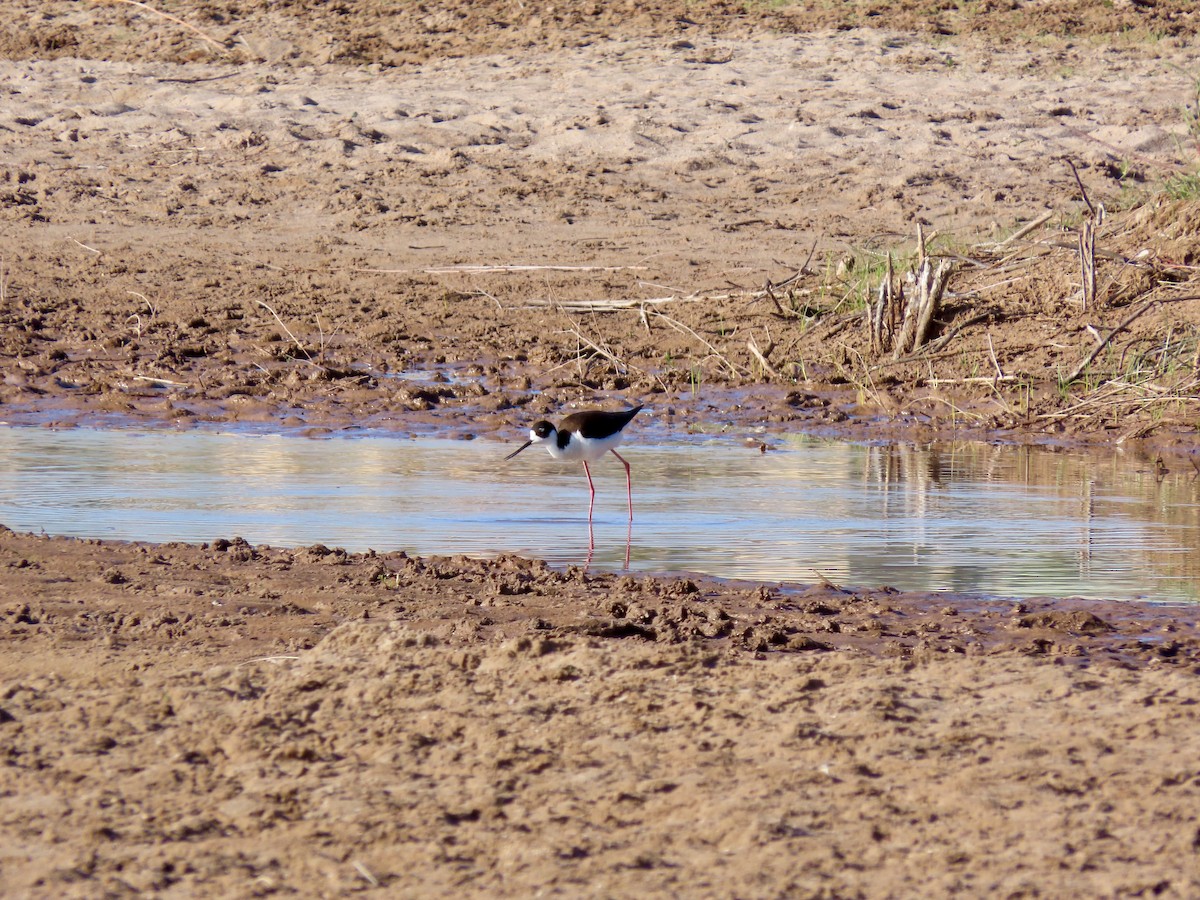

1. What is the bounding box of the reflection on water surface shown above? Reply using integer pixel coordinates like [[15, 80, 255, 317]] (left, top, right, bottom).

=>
[[0, 427, 1195, 603]]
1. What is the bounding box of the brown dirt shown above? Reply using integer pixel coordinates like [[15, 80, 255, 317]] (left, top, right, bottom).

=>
[[3, 1, 1200, 896], [4, 527, 1200, 897]]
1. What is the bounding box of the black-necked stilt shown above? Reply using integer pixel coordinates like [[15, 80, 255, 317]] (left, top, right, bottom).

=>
[[505, 405, 644, 520]]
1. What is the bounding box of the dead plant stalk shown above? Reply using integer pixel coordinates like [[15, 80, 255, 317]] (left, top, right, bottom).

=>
[[892, 257, 954, 360]]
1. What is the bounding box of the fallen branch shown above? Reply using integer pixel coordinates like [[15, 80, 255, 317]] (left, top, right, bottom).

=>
[[928, 375, 1019, 386]]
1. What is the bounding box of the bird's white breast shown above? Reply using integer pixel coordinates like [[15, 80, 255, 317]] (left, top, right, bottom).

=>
[[547, 430, 624, 463]]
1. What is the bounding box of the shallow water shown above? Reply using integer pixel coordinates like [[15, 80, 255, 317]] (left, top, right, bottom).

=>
[[0, 426, 1197, 603]]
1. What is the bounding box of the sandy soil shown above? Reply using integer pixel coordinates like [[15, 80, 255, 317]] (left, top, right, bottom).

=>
[[3, 1, 1200, 896]]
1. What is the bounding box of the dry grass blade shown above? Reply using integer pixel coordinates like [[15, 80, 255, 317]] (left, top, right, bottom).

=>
[[651, 310, 743, 377], [925, 395, 988, 423], [986, 332, 1004, 380], [352, 861, 380, 887], [257, 300, 315, 364], [1038, 383, 1200, 425], [562, 324, 633, 375], [89, 0, 229, 54], [1067, 158, 1097, 219], [237, 655, 302, 667]]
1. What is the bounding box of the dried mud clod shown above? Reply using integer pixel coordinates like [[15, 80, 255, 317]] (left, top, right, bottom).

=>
[[1014, 609, 1115, 634]]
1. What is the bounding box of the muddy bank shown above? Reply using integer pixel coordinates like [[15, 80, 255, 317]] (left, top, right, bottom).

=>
[[2, 527, 1200, 896], [2, 12, 1200, 452]]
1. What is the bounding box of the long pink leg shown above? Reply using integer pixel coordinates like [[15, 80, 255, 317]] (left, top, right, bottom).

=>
[[585, 516, 595, 572], [611, 450, 633, 521], [582, 460, 596, 520]]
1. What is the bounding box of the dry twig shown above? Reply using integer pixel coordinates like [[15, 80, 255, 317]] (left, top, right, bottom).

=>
[[994, 210, 1055, 248], [651, 310, 743, 377], [89, 0, 228, 54], [561, 324, 631, 376], [1061, 294, 1200, 384], [747, 336, 779, 379], [256, 300, 319, 366]]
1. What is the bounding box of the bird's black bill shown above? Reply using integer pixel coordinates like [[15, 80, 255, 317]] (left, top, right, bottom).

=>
[[504, 440, 533, 461]]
